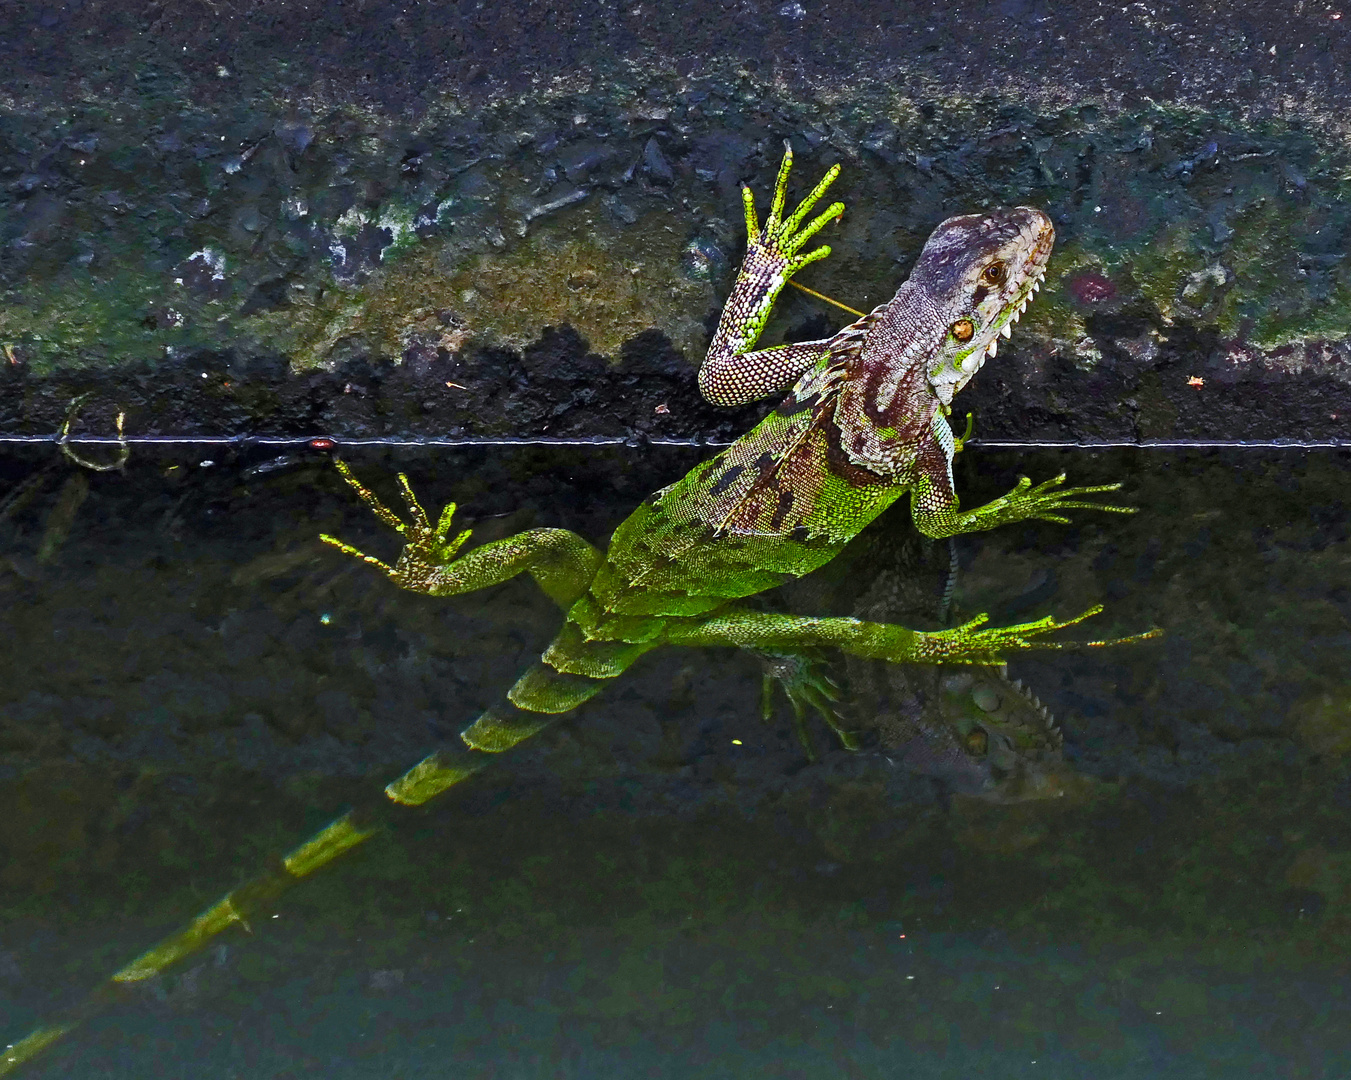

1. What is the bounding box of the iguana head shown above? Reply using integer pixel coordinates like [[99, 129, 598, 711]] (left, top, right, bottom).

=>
[[914, 207, 1054, 405]]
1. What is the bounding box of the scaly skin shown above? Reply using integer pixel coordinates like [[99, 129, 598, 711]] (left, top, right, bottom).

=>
[[319, 145, 1150, 763], [0, 146, 1158, 1079]]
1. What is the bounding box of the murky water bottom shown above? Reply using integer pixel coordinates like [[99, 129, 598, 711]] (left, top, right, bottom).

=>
[[1, 444, 1349, 1078]]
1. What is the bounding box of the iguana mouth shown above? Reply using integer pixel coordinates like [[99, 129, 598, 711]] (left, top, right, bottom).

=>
[[981, 263, 1047, 360], [935, 208, 1054, 390], [940, 265, 1047, 389], [985, 212, 1054, 350]]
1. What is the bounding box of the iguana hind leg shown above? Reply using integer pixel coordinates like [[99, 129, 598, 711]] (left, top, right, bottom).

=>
[[321, 460, 602, 608], [668, 607, 1160, 666]]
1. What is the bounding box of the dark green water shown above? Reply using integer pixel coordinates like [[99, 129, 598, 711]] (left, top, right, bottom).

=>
[[1, 444, 1349, 1077]]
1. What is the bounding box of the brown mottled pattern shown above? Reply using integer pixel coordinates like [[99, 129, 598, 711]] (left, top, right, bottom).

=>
[[674, 377, 840, 539], [830, 286, 947, 482]]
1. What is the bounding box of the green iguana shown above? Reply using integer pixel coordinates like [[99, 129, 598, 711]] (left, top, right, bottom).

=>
[[319, 145, 1148, 804], [0, 145, 1156, 1078]]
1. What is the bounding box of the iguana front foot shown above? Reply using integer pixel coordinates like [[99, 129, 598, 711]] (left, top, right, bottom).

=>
[[320, 459, 472, 591], [918, 473, 1138, 537], [741, 142, 845, 277], [698, 142, 852, 407], [992, 474, 1137, 526], [757, 649, 857, 758]]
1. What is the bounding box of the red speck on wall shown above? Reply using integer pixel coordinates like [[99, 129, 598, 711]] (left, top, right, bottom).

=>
[[1069, 273, 1117, 305]]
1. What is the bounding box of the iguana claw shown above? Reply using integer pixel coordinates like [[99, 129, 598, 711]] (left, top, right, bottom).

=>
[[757, 648, 858, 758], [320, 459, 472, 586], [952, 412, 976, 454], [742, 142, 845, 275]]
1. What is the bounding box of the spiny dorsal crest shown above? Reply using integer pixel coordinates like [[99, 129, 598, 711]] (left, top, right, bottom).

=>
[[998, 667, 1063, 749]]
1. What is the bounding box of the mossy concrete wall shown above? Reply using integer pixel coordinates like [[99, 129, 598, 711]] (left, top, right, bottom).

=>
[[3, 2, 1351, 441]]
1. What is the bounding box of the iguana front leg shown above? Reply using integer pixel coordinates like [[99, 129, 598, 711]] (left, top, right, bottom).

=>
[[320, 460, 602, 609], [699, 143, 847, 407], [909, 425, 1136, 539], [667, 606, 1159, 665]]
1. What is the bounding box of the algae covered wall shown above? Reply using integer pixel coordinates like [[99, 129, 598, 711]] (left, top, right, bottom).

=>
[[3, 1, 1351, 440]]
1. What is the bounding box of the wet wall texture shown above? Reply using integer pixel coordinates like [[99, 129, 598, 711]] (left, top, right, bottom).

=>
[[2, 1, 1351, 442]]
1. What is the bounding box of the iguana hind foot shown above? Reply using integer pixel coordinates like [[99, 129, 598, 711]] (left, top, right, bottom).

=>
[[923, 606, 1162, 663], [320, 458, 472, 581], [757, 649, 857, 758], [668, 605, 1160, 667]]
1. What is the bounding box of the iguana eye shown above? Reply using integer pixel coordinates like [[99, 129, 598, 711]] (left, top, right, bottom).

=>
[[950, 319, 974, 342], [964, 728, 989, 756], [981, 261, 1007, 286]]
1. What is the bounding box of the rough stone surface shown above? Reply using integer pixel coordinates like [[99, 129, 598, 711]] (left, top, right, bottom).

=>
[[3, 3, 1351, 441]]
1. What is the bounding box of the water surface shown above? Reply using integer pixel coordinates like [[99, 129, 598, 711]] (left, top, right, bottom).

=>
[[1, 444, 1348, 1078]]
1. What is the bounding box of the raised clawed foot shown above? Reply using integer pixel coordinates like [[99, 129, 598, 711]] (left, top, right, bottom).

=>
[[952, 412, 976, 454], [757, 649, 858, 758], [742, 142, 845, 276], [995, 474, 1137, 525], [916, 605, 1163, 666], [319, 460, 472, 589]]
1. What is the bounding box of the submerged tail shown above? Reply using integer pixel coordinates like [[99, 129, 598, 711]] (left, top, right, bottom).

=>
[[0, 645, 623, 1076]]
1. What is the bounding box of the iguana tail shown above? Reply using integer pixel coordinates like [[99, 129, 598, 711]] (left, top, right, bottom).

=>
[[390, 658, 618, 799], [0, 642, 622, 1076]]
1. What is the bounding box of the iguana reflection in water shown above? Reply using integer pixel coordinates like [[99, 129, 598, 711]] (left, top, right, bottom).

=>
[[0, 146, 1158, 1075], [769, 525, 1078, 803]]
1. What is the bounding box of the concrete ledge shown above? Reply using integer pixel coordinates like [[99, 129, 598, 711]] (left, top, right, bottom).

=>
[[3, 2, 1350, 441]]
